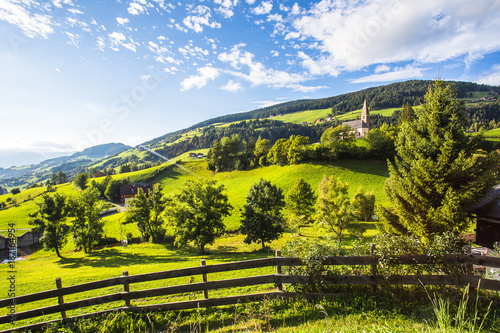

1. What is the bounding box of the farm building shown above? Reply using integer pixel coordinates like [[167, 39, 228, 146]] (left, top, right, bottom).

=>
[[472, 185, 500, 248], [120, 183, 151, 205]]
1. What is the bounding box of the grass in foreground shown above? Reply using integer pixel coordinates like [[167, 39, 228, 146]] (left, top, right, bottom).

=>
[[32, 286, 500, 333]]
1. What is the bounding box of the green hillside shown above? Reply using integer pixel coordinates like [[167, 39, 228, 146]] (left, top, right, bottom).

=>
[[0, 158, 388, 236]]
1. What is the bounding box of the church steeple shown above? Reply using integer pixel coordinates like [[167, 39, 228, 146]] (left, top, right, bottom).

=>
[[361, 98, 369, 127]]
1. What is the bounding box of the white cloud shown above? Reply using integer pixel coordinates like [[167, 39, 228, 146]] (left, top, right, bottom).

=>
[[218, 44, 326, 92], [374, 64, 391, 73], [246, 0, 256, 4], [253, 1, 272, 15], [253, 99, 287, 108], [116, 17, 129, 25], [180, 66, 220, 91], [0, 0, 54, 38], [270, 50, 279, 57], [215, 0, 237, 17], [67, 8, 82, 14], [477, 64, 500, 86], [183, 5, 221, 32], [350, 65, 427, 83], [293, 0, 500, 76], [128, 2, 145, 15], [108, 31, 138, 52], [221, 80, 243, 92]]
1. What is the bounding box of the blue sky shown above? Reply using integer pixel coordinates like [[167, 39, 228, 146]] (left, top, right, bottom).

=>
[[1, 0, 500, 165]]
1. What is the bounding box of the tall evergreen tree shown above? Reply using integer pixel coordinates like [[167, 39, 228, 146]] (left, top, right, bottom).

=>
[[381, 80, 495, 239]]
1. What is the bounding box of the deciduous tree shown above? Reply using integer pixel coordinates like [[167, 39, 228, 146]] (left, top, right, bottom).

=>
[[29, 193, 69, 258], [73, 173, 89, 190], [70, 186, 104, 253], [285, 178, 316, 234], [240, 178, 285, 249], [126, 185, 166, 242], [166, 180, 231, 254], [315, 176, 355, 251]]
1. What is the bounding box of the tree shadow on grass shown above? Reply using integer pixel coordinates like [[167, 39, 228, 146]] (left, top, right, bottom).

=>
[[58, 247, 188, 269]]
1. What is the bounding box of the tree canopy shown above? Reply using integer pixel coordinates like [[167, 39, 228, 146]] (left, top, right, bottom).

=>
[[240, 178, 285, 249], [166, 179, 232, 254], [29, 193, 69, 258]]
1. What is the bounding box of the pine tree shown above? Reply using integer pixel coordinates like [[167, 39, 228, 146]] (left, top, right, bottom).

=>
[[381, 80, 495, 239]]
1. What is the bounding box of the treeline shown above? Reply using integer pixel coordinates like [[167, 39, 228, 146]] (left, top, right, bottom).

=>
[[207, 123, 397, 172], [155, 119, 331, 159]]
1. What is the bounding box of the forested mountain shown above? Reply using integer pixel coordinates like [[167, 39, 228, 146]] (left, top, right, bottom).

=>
[[145, 80, 495, 146], [141, 80, 499, 160], [2, 80, 499, 189]]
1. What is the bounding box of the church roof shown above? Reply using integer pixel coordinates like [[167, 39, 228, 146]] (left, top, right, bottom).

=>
[[342, 119, 368, 129]]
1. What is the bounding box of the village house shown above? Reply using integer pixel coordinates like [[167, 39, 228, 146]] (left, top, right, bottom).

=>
[[119, 183, 151, 205], [342, 99, 370, 137]]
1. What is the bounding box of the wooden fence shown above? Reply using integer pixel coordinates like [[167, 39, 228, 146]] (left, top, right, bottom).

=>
[[1, 251, 500, 333]]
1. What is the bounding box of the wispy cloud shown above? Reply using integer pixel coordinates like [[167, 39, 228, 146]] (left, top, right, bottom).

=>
[[0, 0, 54, 38], [350, 65, 427, 83], [477, 64, 500, 86], [219, 43, 326, 92]]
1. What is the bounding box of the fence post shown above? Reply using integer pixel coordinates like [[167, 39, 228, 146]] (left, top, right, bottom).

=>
[[55, 277, 66, 319], [276, 249, 283, 291], [370, 243, 377, 291], [464, 245, 476, 295], [123, 271, 130, 306], [201, 259, 209, 299]]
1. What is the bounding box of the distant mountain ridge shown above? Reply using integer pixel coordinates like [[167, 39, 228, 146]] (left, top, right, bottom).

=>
[[0, 143, 131, 185]]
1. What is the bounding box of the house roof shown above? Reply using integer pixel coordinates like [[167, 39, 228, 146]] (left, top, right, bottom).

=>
[[472, 184, 500, 221], [120, 183, 151, 197]]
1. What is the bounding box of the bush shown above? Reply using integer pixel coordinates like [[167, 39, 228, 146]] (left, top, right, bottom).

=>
[[97, 237, 119, 247], [10, 188, 20, 195], [373, 232, 467, 277]]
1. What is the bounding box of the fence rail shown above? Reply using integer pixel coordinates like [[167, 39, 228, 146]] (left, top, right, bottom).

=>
[[1, 252, 499, 333]]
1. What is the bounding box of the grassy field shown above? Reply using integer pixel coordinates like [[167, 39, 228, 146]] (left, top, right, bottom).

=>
[[274, 107, 404, 125], [0, 157, 388, 235], [2, 157, 499, 332], [483, 128, 500, 137]]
